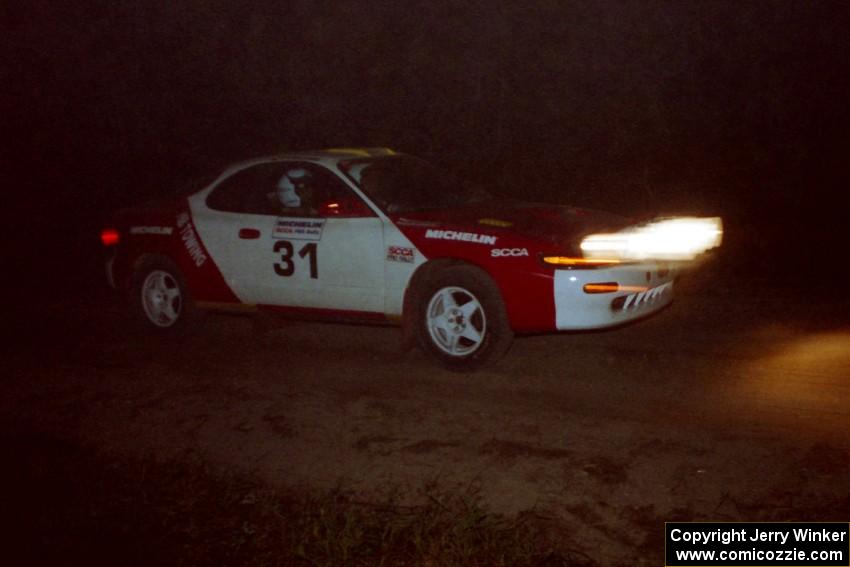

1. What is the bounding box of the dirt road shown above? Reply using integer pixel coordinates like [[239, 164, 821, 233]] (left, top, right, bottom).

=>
[[6, 268, 849, 564]]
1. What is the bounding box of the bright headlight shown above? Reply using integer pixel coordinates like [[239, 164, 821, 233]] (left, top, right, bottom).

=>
[[580, 217, 723, 261]]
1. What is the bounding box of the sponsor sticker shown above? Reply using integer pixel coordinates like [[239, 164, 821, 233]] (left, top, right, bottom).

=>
[[130, 226, 173, 235], [425, 229, 497, 245], [387, 245, 415, 263], [176, 213, 207, 267], [491, 248, 529, 258], [273, 218, 326, 240]]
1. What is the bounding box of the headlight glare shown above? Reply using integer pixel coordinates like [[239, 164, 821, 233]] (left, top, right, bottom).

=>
[[580, 217, 723, 261]]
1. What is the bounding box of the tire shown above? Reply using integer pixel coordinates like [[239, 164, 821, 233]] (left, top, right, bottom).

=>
[[414, 264, 514, 371], [130, 257, 198, 333]]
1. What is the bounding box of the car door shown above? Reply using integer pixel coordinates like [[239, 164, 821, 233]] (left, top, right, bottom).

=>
[[190, 160, 385, 314]]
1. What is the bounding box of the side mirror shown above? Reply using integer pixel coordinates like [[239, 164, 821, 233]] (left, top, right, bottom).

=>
[[318, 197, 374, 218]]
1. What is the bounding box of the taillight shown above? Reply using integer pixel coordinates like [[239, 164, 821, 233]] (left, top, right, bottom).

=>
[[100, 228, 120, 246]]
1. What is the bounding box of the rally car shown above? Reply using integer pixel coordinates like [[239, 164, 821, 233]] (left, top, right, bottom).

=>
[[102, 148, 721, 371]]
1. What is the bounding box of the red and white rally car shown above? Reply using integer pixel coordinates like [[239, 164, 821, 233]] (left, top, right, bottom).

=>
[[102, 148, 721, 370]]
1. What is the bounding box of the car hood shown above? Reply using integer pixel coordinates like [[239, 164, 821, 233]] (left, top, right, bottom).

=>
[[391, 201, 633, 250]]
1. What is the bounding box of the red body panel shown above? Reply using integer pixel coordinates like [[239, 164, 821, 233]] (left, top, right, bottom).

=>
[[392, 217, 555, 331], [388, 204, 630, 332], [110, 200, 239, 304]]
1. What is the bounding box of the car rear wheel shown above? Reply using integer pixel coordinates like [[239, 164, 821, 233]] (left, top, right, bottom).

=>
[[415, 265, 513, 371], [131, 258, 197, 332]]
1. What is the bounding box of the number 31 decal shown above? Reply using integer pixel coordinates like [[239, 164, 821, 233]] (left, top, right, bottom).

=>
[[273, 241, 318, 279]]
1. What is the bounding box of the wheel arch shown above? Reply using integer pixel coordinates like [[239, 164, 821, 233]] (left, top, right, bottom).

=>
[[125, 253, 178, 290], [400, 257, 501, 349]]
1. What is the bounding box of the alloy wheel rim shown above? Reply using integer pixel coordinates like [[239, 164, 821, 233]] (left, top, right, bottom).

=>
[[141, 270, 182, 327], [426, 286, 486, 356]]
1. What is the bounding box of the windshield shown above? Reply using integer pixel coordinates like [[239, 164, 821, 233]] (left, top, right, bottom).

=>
[[340, 156, 492, 214]]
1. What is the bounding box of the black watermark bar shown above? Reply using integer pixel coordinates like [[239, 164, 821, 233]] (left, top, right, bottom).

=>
[[666, 522, 849, 566]]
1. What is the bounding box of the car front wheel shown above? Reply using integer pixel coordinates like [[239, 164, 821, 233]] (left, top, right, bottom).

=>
[[415, 265, 513, 371]]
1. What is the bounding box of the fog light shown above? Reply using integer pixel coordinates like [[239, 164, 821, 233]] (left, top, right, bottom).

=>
[[583, 282, 620, 294]]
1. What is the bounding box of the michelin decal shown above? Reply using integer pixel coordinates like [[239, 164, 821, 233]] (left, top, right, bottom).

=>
[[425, 229, 497, 245], [273, 218, 326, 241], [130, 226, 173, 235]]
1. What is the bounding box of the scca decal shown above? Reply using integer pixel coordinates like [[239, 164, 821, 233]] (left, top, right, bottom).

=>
[[491, 248, 529, 258], [387, 245, 415, 263], [425, 229, 497, 245]]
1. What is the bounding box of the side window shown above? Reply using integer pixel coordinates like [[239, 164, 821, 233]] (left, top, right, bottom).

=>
[[207, 162, 374, 217], [206, 163, 282, 215], [272, 163, 374, 218]]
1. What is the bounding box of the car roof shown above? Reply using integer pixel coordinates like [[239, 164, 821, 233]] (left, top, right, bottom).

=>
[[266, 147, 398, 165], [213, 148, 400, 181]]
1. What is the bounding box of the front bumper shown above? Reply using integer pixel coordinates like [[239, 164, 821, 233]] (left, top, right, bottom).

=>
[[553, 263, 675, 330]]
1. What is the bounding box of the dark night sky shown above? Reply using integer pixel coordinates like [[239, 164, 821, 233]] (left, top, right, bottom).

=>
[[5, 1, 850, 291]]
